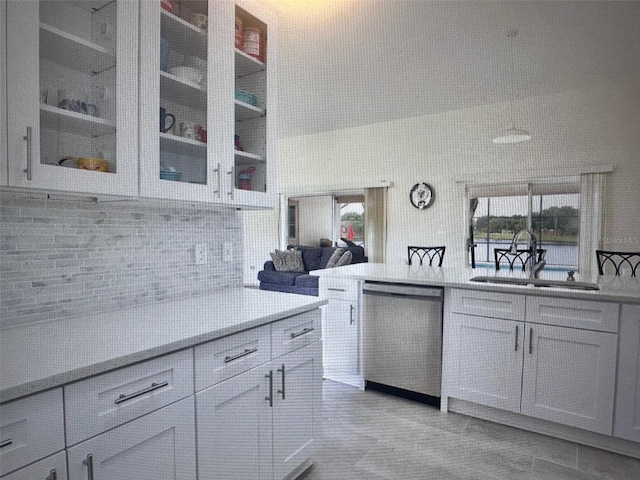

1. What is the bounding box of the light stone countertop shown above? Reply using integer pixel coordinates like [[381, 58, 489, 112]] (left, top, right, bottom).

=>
[[0, 288, 326, 404], [311, 263, 640, 304]]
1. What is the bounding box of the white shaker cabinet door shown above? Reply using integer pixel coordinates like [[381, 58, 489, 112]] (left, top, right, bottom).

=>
[[322, 299, 358, 381], [1, 451, 67, 480], [5, 0, 139, 197], [195, 366, 273, 480], [614, 304, 640, 442], [272, 341, 323, 480], [67, 397, 196, 480], [521, 324, 617, 435], [448, 314, 524, 413]]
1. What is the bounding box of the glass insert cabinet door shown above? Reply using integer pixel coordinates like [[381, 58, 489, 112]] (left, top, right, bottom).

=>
[[5, 0, 139, 197], [139, 0, 277, 207]]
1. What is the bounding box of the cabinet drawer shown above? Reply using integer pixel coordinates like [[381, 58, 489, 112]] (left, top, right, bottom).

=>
[[65, 349, 193, 446], [0, 389, 65, 476], [194, 324, 271, 392], [449, 288, 525, 321], [1, 450, 67, 480], [526, 296, 619, 332], [320, 278, 359, 301], [272, 309, 322, 359]]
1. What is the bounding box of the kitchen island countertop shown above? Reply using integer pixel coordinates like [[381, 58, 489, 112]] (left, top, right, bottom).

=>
[[311, 263, 640, 304], [0, 288, 326, 404]]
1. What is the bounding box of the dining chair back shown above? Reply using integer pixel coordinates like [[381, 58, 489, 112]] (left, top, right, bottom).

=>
[[596, 250, 640, 276], [407, 246, 446, 267]]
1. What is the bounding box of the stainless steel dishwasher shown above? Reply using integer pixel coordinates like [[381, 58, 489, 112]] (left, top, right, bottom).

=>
[[362, 282, 443, 405]]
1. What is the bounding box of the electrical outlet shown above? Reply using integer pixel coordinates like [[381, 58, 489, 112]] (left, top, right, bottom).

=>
[[222, 241, 234, 263], [194, 243, 207, 265]]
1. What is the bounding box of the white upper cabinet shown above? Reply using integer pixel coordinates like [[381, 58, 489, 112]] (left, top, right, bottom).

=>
[[139, 0, 277, 208], [5, 0, 139, 197]]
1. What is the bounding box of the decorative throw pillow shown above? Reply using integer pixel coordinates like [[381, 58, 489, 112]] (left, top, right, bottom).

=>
[[335, 250, 353, 267], [270, 249, 305, 272], [325, 248, 346, 268]]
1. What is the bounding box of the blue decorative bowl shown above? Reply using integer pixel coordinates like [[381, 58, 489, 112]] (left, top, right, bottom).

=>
[[235, 89, 257, 106], [160, 170, 182, 181]]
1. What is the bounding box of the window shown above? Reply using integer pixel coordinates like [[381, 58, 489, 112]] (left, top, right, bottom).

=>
[[469, 182, 580, 271], [335, 195, 365, 247]]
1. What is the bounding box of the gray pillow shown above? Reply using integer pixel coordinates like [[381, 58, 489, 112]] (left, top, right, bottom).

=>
[[335, 250, 353, 267], [270, 249, 305, 272], [325, 248, 346, 268]]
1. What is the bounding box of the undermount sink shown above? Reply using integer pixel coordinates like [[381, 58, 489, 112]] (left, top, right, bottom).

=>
[[469, 276, 600, 291]]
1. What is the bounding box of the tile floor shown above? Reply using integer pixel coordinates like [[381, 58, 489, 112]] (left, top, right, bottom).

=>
[[299, 380, 640, 480]]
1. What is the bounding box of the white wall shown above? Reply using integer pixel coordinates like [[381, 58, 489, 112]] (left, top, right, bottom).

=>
[[297, 195, 334, 247], [242, 83, 639, 278]]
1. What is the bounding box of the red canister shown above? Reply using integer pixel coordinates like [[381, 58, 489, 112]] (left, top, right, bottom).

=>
[[242, 27, 264, 62], [235, 17, 244, 50]]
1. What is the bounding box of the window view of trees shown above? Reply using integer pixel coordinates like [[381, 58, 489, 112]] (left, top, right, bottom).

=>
[[339, 203, 364, 246], [472, 194, 580, 269]]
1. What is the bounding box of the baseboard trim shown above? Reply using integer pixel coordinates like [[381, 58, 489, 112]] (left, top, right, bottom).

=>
[[448, 397, 640, 460]]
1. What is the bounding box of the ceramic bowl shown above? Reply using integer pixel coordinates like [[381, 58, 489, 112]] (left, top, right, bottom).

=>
[[168, 66, 203, 84], [160, 169, 182, 181], [234, 89, 257, 106]]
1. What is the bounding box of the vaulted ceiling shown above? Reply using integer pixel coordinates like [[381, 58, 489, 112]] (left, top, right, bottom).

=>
[[267, 0, 640, 138]]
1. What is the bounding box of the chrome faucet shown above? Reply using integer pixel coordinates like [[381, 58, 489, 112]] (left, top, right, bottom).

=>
[[509, 228, 546, 279]]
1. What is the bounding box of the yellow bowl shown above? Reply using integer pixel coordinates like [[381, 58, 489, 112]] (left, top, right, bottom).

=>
[[76, 157, 109, 172]]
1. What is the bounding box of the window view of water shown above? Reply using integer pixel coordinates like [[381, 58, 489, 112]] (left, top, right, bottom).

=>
[[473, 240, 579, 269]]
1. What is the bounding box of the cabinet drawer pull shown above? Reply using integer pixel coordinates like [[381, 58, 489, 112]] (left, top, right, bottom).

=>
[[327, 287, 346, 292], [529, 328, 533, 354], [83, 454, 94, 480], [290, 327, 314, 339], [0, 439, 12, 448], [277, 364, 286, 400], [47, 469, 57, 480], [350, 304, 355, 325], [265, 371, 273, 407], [224, 347, 258, 363], [214, 163, 221, 195], [114, 381, 169, 404], [514, 325, 519, 352], [23, 126, 32, 180]]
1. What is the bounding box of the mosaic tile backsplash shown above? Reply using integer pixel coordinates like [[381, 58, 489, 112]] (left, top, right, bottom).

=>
[[0, 192, 243, 328]]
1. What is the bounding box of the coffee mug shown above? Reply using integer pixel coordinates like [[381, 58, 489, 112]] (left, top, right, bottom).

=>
[[179, 121, 198, 140], [190, 13, 208, 29], [195, 125, 207, 143], [160, 107, 176, 133], [58, 99, 98, 116]]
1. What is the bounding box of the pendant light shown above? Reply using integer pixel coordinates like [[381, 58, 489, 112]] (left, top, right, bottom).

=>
[[493, 29, 531, 144]]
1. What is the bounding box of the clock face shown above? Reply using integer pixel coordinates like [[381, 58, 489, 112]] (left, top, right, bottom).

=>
[[410, 183, 434, 209]]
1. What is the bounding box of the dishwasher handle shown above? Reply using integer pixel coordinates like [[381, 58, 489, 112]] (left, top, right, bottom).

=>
[[362, 282, 442, 298]]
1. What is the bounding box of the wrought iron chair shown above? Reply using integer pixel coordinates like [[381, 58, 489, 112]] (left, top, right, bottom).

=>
[[596, 250, 640, 277], [494, 248, 546, 271], [407, 246, 446, 267]]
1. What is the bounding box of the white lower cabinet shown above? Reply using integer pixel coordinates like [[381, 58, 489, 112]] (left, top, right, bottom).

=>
[[196, 367, 274, 479], [1, 451, 67, 480], [614, 304, 640, 442], [67, 397, 196, 480], [446, 290, 619, 435], [196, 316, 322, 480], [448, 314, 524, 413], [320, 278, 361, 387]]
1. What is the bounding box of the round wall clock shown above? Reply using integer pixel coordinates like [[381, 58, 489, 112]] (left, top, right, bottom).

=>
[[409, 182, 435, 209]]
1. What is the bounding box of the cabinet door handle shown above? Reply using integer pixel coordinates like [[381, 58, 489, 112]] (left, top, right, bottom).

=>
[[290, 327, 314, 339], [0, 439, 12, 449], [47, 469, 57, 480], [83, 454, 94, 480], [23, 126, 33, 180], [529, 328, 533, 354], [327, 287, 346, 292], [214, 163, 221, 196], [350, 304, 355, 325], [224, 347, 258, 363], [277, 364, 286, 400], [265, 370, 273, 407], [514, 325, 519, 352], [114, 381, 169, 404], [226, 167, 234, 198]]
